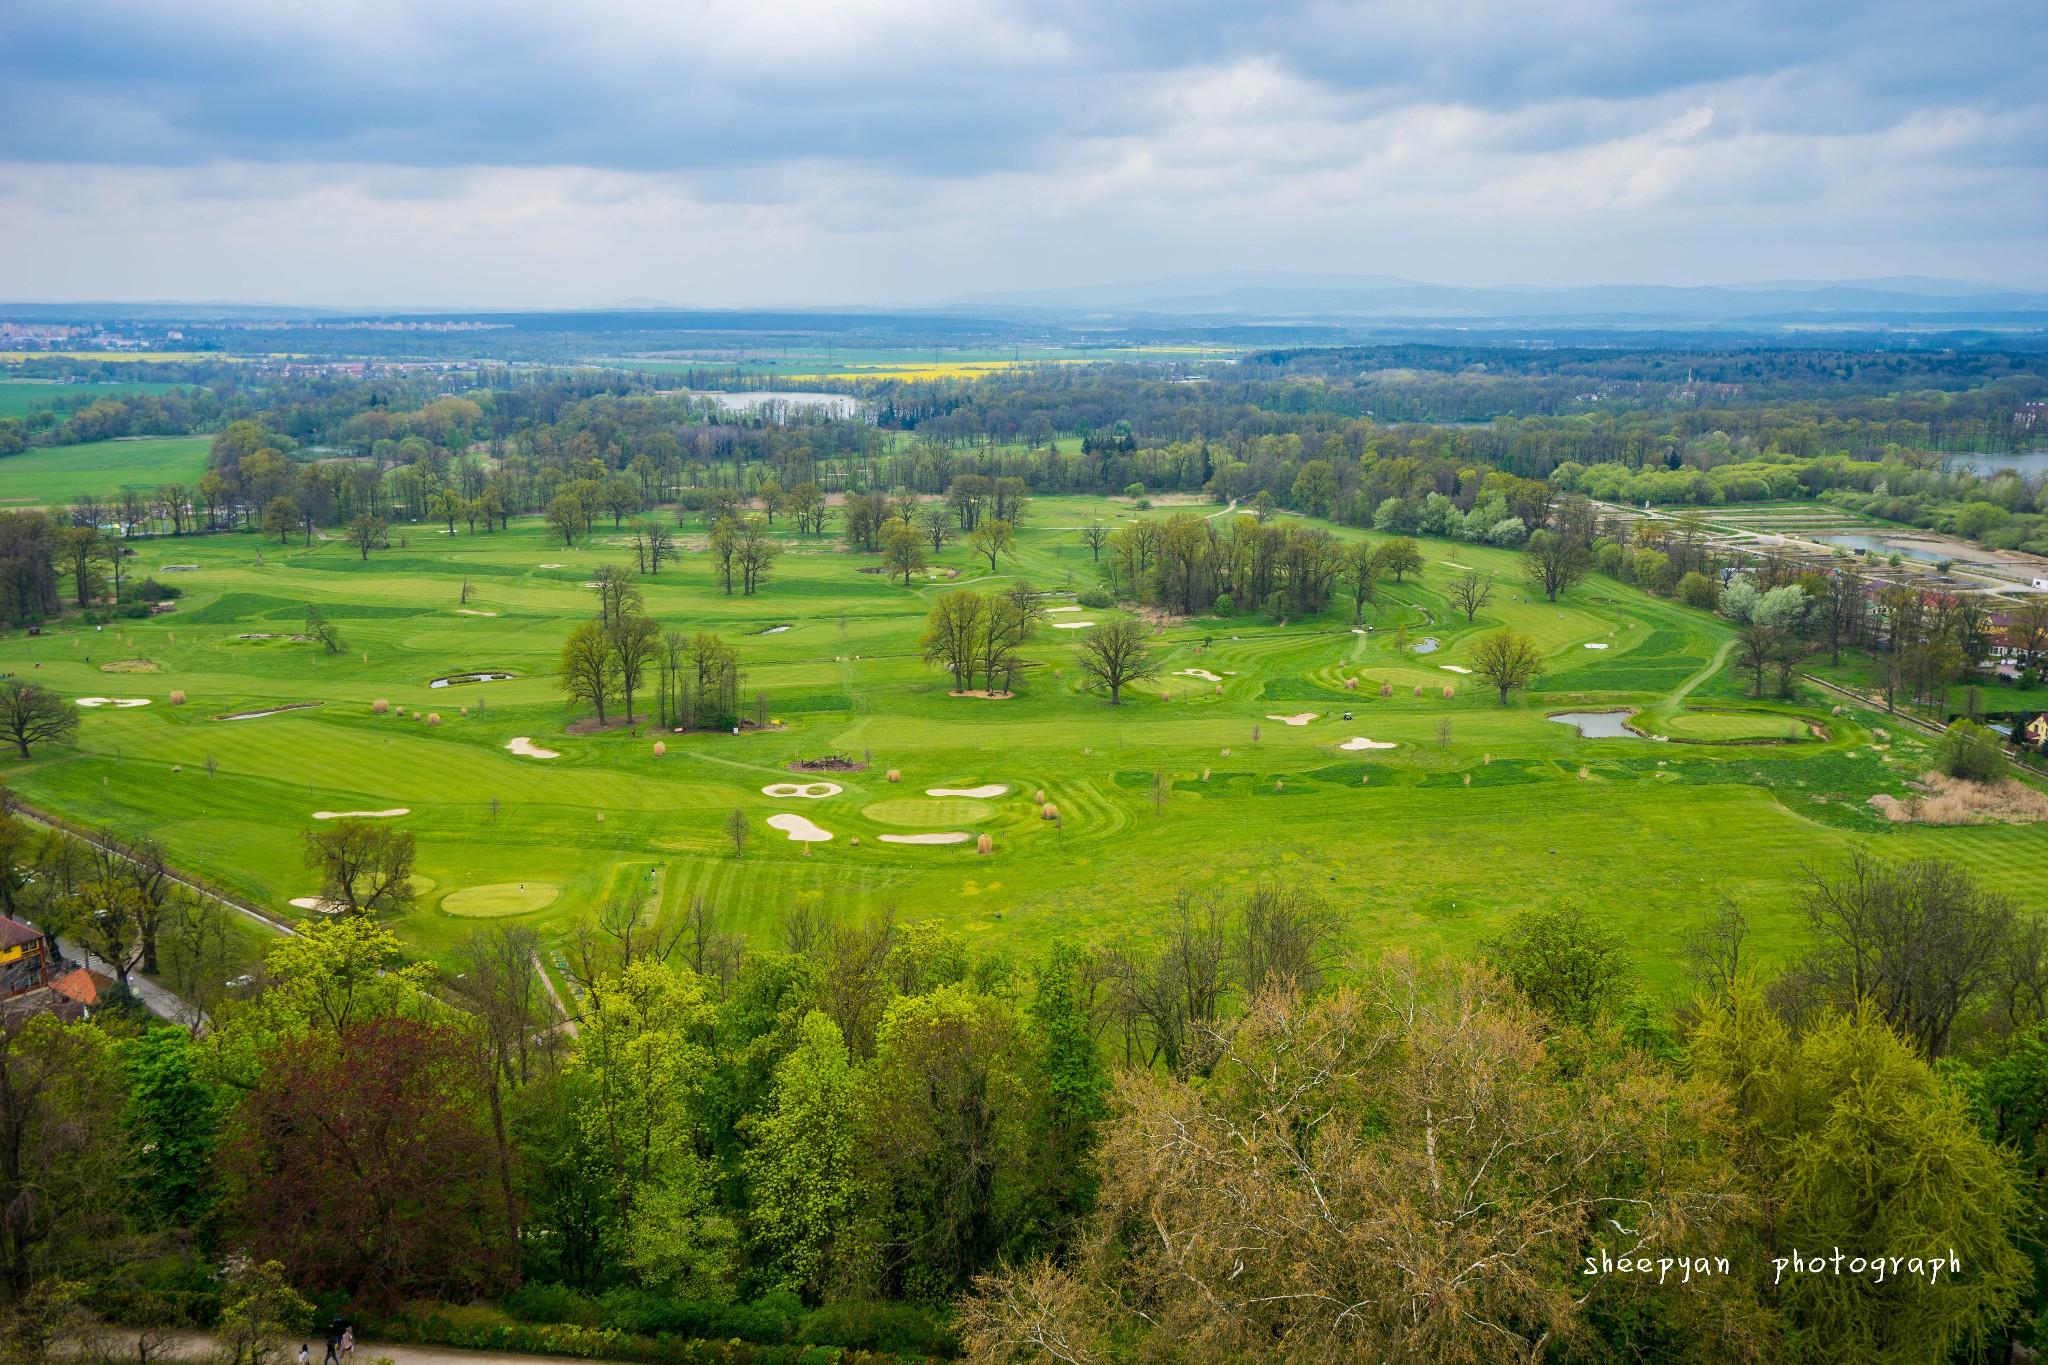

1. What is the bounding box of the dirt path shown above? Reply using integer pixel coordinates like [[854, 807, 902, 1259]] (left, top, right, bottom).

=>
[[144, 1330, 619, 1365]]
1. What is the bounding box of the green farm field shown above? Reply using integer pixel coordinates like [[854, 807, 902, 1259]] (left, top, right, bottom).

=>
[[3, 495, 2038, 1001], [0, 436, 211, 506], [0, 379, 180, 419]]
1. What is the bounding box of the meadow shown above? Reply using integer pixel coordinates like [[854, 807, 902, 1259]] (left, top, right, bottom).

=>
[[3, 494, 2038, 1002], [0, 379, 181, 419], [0, 436, 211, 506]]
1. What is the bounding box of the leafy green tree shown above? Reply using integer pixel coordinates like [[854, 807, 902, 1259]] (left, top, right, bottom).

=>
[[1368, 536, 1422, 583], [1523, 528, 1590, 602], [1469, 627, 1545, 703], [742, 1011, 860, 1300], [1480, 902, 1631, 1028], [1692, 990, 2030, 1363], [574, 959, 732, 1299], [301, 819, 417, 919], [1073, 617, 1155, 705], [880, 516, 926, 586], [123, 1027, 223, 1232], [1938, 718, 2008, 784], [0, 1017, 129, 1305], [967, 518, 1016, 573], [0, 681, 80, 759], [1027, 945, 1109, 1233], [344, 512, 386, 561], [857, 984, 1037, 1301], [259, 497, 297, 545]]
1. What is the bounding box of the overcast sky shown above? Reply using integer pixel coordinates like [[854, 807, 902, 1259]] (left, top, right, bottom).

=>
[[2, 0, 2043, 308]]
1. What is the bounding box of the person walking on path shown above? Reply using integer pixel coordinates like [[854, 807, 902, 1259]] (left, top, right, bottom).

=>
[[341, 1328, 354, 1360], [299, 1347, 309, 1365], [323, 1333, 340, 1365]]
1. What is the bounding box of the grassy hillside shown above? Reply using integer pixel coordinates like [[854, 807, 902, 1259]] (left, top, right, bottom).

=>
[[0, 435, 211, 505], [4, 495, 2036, 1002]]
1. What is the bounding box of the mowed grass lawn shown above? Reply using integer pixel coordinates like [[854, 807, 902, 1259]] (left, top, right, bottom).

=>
[[3, 494, 2041, 999], [0, 436, 211, 506]]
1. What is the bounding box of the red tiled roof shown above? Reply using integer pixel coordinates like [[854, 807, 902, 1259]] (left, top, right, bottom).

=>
[[49, 969, 107, 1006]]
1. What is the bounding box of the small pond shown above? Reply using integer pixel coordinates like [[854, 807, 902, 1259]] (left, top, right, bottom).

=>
[[1942, 450, 2048, 479], [1411, 637, 1440, 654], [1818, 534, 1993, 569], [430, 671, 518, 688], [1549, 710, 1641, 739]]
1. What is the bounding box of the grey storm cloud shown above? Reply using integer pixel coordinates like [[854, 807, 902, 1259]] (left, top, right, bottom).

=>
[[1, 0, 2042, 305], [3, 0, 2039, 174]]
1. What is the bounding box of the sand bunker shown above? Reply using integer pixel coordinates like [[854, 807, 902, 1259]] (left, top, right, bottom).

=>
[[220, 702, 321, 720], [762, 782, 842, 799], [1175, 669, 1222, 682], [75, 697, 151, 708], [539, 563, 565, 568], [456, 609, 498, 616], [767, 813, 833, 842], [755, 625, 791, 634], [288, 896, 348, 914], [1584, 642, 1610, 650], [312, 809, 409, 819], [1046, 606, 1083, 613], [926, 784, 1008, 798], [1439, 665, 1473, 674], [879, 831, 973, 845], [1052, 621, 1096, 629], [1267, 712, 1318, 726], [1339, 737, 1397, 750], [505, 737, 560, 758]]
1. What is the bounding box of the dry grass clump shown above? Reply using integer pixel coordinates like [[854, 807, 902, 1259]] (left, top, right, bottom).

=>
[[886, 769, 901, 783], [849, 835, 861, 846], [1413, 685, 1424, 697], [1441, 685, 1454, 699], [373, 699, 388, 714], [168, 690, 185, 705], [976, 833, 993, 854], [653, 740, 666, 757], [1343, 677, 1358, 691], [427, 713, 441, 725], [1870, 771, 2048, 826], [1379, 682, 1393, 697], [1041, 802, 1059, 820], [1034, 788, 1046, 803]]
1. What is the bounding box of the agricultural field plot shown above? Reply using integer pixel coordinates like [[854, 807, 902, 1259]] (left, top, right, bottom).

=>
[[1, 496, 2035, 998], [0, 435, 211, 505], [0, 379, 181, 418]]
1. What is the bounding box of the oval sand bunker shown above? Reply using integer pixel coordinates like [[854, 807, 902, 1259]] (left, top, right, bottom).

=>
[[1339, 737, 1397, 750], [925, 784, 1008, 798], [879, 831, 973, 845], [505, 737, 560, 758], [75, 697, 151, 708], [312, 808, 410, 819], [762, 781, 842, 799], [768, 813, 833, 842], [1266, 712, 1318, 726]]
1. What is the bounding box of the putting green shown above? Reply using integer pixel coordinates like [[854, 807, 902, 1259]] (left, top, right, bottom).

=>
[[441, 882, 561, 917], [861, 798, 997, 826], [1661, 710, 1812, 742]]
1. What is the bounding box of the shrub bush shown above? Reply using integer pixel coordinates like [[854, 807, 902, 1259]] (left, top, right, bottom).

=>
[[1938, 719, 2008, 784], [1077, 585, 1113, 609]]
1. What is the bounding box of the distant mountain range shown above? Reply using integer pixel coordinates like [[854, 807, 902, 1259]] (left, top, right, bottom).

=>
[[943, 272, 2048, 327]]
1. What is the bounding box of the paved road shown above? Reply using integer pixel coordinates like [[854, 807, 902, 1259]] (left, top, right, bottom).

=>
[[58, 937, 197, 1026]]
